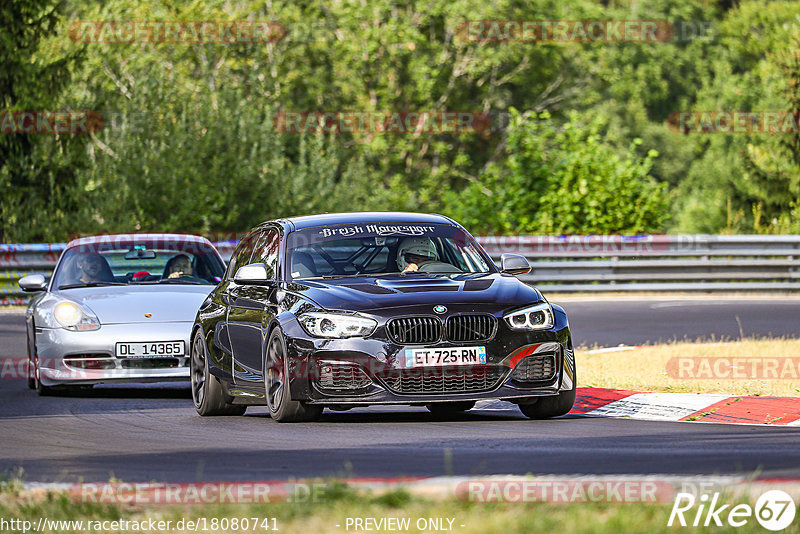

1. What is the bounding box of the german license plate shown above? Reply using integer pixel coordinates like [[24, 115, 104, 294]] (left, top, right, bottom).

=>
[[403, 346, 486, 368], [115, 341, 184, 358]]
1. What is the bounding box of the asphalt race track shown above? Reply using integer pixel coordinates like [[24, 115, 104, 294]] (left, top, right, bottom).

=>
[[1, 297, 800, 483], [557, 296, 800, 348]]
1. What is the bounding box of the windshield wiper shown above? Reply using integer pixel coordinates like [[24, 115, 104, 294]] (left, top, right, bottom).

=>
[[58, 282, 126, 290], [157, 278, 207, 285]]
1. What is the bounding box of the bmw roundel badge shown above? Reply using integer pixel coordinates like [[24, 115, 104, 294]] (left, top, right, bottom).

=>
[[433, 305, 447, 314]]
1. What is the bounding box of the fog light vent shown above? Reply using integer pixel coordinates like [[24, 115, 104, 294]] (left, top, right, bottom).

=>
[[318, 363, 372, 390], [511, 355, 556, 382], [63, 355, 116, 370]]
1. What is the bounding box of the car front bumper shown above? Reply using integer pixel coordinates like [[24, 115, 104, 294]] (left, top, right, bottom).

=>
[[281, 317, 575, 406], [35, 322, 192, 386]]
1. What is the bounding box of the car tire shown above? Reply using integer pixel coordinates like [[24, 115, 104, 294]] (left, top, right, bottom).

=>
[[518, 380, 576, 420], [191, 329, 246, 416], [264, 328, 322, 423], [425, 401, 476, 416]]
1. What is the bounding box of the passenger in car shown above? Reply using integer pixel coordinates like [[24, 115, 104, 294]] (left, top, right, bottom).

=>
[[397, 237, 459, 273], [165, 254, 194, 279], [76, 253, 116, 283]]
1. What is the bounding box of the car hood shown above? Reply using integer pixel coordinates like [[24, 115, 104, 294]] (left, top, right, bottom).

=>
[[290, 273, 543, 313], [54, 285, 212, 324]]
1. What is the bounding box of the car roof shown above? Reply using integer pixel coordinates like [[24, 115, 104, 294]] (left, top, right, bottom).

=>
[[66, 233, 214, 248], [274, 212, 457, 231]]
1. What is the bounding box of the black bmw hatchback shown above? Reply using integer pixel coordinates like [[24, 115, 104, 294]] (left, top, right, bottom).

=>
[[190, 212, 576, 422]]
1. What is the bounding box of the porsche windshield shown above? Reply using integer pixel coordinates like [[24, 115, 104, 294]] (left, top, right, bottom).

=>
[[286, 223, 494, 279], [53, 239, 225, 288]]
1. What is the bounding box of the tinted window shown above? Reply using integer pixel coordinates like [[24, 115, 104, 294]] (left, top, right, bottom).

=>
[[253, 228, 280, 280], [226, 230, 261, 281], [285, 223, 493, 279]]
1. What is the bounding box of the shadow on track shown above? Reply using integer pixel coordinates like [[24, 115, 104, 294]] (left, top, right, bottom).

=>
[[241, 407, 589, 424]]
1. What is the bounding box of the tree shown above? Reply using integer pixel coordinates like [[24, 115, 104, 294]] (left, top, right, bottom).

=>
[[78, 66, 377, 235], [0, 0, 86, 241], [444, 109, 669, 234], [670, 1, 800, 233], [739, 31, 800, 232]]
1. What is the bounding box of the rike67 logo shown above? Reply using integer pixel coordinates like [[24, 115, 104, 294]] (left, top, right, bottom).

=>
[[669, 490, 796, 530]]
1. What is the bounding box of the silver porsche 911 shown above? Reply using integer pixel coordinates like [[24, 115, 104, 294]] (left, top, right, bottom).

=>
[[18, 234, 226, 394]]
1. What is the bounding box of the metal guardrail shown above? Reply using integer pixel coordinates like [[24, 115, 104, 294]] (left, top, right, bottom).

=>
[[477, 235, 800, 292], [2, 235, 799, 304]]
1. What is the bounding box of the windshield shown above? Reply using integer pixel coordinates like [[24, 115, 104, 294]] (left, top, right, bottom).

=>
[[52, 238, 225, 289], [286, 223, 494, 280]]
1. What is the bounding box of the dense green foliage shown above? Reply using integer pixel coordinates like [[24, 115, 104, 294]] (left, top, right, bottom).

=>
[[1, 0, 86, 240], [448, 109, 669, 234], [2, 0, 800, 241]]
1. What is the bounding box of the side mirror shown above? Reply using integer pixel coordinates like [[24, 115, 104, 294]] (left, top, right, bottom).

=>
[[19, 274, 47, 292], [234, 263, 272, 284], [500, 254, 531, 276]]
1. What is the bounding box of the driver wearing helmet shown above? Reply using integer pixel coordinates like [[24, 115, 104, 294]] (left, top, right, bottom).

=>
[[397, 237, 453, 273]]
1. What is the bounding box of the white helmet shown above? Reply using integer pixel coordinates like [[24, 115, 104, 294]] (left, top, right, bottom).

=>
[[396, 237, 438, 270]]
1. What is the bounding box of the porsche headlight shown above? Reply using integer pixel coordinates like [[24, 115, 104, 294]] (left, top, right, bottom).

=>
[[52, 301, 101, 331], [504, 303, 554, 330], [298, 312, 377, 338]]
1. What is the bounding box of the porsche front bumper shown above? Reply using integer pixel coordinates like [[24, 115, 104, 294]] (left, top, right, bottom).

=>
[[35, 322, 191, 386]]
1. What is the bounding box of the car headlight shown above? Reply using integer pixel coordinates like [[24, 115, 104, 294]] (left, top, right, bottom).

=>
[[504, 303, 554, 330], [52, 301, 101, 331], [298, 312, 377, 338]]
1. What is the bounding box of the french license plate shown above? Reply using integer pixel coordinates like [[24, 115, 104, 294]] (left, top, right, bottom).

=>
[[115, 341, 184, 358], [403, 346, 486, 368]]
